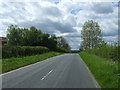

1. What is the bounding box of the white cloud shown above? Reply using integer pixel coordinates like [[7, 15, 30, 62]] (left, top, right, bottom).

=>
[[91, 2, 114, 14], [2, 0, 119, 2], [0, 0, 118, 49]]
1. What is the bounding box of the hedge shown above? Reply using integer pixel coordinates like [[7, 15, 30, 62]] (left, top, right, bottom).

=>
[[55, 46, 70, 53], [0, 46, 2, 59], [2, 45, 49, 58], [85, 46, 120, 62]]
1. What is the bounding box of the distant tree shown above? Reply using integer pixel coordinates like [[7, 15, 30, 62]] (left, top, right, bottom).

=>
[[81, 20, 102, 50], [56, 36, 70, 50], [98, 41, 107, 48], [79, 41, 84, 51]]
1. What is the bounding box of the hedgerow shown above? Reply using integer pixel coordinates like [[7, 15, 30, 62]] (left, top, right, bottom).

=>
[[2, 45, 49, 58], [85, 46, 119, 62]]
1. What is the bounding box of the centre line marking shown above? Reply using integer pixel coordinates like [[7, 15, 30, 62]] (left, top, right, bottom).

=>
[[41, 69, 53, 80]]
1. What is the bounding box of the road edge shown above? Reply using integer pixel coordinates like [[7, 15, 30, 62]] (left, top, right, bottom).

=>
[[78, 54, 101, 88], [1, 54, 66, 76]]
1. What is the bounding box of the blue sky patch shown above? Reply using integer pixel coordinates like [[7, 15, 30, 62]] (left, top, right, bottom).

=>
[[53, 1, 59, 5], [45, 0, 60, 5], [71, 8, 82, 15], [112, 1, 120, 7]]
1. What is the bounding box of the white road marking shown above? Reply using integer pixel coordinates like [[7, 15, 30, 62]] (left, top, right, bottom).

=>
[[41, 69, 53, 80]]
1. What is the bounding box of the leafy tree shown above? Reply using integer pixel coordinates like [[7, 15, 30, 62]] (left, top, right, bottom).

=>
[[46, 35, 57, 50], [81, 20, 102, 50], [23, 26, 42, 46], [7, 25, 43, 46], [56, 36, 70, 50], [6, 25, 70, 52], [7, 25, 22, 46]]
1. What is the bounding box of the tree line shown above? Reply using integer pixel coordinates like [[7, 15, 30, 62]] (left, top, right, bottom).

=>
[[7, 25, 70, 51]]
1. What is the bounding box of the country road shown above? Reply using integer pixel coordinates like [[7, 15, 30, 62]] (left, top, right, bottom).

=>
[[2, 54, 100, 88]]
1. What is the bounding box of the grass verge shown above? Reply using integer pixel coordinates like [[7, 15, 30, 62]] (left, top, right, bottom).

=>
[[79, 52, 119, 88], [2, 52, 63, 74]]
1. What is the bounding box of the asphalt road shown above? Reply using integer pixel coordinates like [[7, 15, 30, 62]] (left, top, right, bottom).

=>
[[2, 54, 100, 88]]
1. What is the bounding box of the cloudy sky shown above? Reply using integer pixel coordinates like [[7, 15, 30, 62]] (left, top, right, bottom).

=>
[[0, 0, 119, 50]]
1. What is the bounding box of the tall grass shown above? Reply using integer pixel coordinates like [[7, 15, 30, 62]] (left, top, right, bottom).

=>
[[79, 52, 119, 88]]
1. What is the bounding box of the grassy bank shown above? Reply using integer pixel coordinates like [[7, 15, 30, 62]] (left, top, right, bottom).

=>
[[2, 52, 63, 73], [79, 52, 119, 88]]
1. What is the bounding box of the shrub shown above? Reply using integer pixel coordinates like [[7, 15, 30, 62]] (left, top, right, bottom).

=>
[[55, 46, 70, 53], [85, 46, 119, 62], [0, 46, 2, 59], [2, 45, 49, 58], [110, 46, 120, 62]]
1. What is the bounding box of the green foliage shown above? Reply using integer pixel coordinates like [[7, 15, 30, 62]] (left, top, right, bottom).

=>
[[7, 25, 43, 46], [0, 46, 1, 59], [56, 36, 71, 51], [79, 52, 118, 88], [2, 52, 63, 73], [2, 45, 49, 58], [21, 26, 43, 46], [55, 46, 70, 53], [85, 45, 119, 62], [41, 34, 57, 51], [81, 20, 102, 50], [110, 46, 120, 62], [7, 25, 23, 46], [6, 25, 69, 52]]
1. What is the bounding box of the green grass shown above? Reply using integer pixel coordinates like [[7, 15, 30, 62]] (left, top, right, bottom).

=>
[[79, 52, 119, 88], [2, 52, 63, 73], [0, 59, 1, 74]]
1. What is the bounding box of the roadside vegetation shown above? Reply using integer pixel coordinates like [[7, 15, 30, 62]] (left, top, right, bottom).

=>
[[6, 25, 70, 52], [2, 25, 70, 73], [84, 45, 120, 62], [2, 52, 63, 73], [79, 52, 118, 88], [85, 42, 119, 62], [2, 46, 49, 58], [2, 25, 70, 59], [79, 20, 119, 88], [0, 46, 1, 59]]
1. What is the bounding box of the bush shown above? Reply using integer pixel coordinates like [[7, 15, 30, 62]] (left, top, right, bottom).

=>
[[85, 46, 119, 62], [2, 45, 49, 58], [0, 46, 2, 59], [55, 46, 70, 53], [110, 46, 120, 62]]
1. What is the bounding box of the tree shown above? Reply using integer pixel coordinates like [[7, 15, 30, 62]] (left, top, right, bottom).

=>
[[47, 35, 57, 50], [56, 36, 70, 50], [6, 25, 69, 52], [81, 20, 102, 50], [7, 25, 23, 46], [22, 26, 42, 46]]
